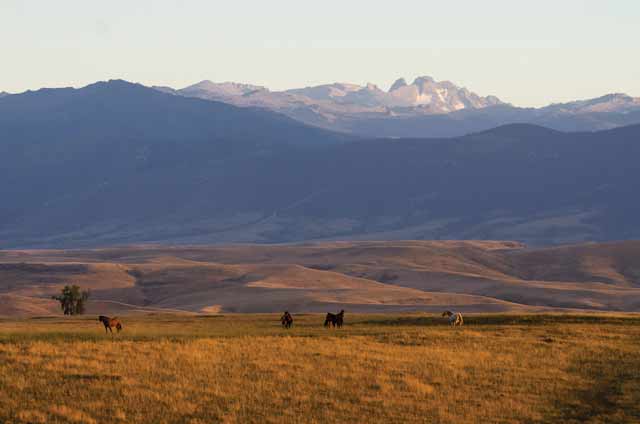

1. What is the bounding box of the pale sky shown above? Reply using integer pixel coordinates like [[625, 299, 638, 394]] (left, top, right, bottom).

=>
[[1, 0, 638, 107]]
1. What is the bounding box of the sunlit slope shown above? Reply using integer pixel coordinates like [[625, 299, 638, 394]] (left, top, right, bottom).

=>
[[1, 240, 640, 315]]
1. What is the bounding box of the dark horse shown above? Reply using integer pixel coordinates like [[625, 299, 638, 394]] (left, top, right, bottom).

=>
[[324, 310, 345, 328], [98, 316, 123, 334], [280, 311, 293, 329]]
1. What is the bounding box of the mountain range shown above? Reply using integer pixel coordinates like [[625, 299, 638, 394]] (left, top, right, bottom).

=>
[[1, 80, 640, 248], [154, 76, 640, 137], [162, 75, 504, 112]]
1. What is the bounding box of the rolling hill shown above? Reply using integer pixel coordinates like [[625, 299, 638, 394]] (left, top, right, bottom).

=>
[[2, 240, 640, 315]]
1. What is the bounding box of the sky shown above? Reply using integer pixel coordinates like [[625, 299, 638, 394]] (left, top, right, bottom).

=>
[[1, 0, 639, 107]]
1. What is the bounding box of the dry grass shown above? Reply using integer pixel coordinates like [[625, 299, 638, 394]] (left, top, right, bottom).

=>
[[3, 240, 640, 316], [1, 314, 639, 423]]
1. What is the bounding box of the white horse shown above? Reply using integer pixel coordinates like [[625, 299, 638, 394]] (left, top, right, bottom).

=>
[[442, 310, 463, 326]]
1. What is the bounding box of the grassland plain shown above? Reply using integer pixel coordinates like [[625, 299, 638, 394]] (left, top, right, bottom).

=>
[[1, 314, 640, 424]]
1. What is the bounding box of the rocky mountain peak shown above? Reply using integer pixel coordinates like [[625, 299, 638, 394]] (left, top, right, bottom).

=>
[[389, 78, 408, 92]]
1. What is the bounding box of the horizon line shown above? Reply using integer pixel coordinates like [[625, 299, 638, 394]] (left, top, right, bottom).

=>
[[1, 77, 637, 110]]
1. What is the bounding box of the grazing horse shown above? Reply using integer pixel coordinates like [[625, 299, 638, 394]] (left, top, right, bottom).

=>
[[98, 315, 123, 334], [442, 310, 463, 326], [335, 310, 344, 328], [324, 310, 345, 328], [281, 311, 293, 329]]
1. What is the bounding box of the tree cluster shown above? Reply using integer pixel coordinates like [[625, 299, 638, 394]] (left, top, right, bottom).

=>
[[52, 285, 90, 315]]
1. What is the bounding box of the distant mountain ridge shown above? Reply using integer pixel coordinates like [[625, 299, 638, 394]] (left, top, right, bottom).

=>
[[148, 76, 640, 137], [161, 75, 505, 115], [542, 93, 640, 114], [178, 81, 268, 101], [7, 78, 640, 137], [1, 80, 640, 248]]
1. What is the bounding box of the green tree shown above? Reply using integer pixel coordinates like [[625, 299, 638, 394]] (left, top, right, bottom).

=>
[[52, 285, 90, 315]]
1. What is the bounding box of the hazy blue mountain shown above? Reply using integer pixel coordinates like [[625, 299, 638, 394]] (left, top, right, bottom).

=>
[[160, 77, 640, 137], [341, 103, 640, 137], [178, 80, 268, 101], [166, 76, 511, 135], [0, 80, 350, 247], [1, 82, 639, 247], [540, 93, 640, 114], [280, 76, 504, 112]]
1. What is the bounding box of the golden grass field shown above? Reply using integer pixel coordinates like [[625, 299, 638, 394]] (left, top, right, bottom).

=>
[[1, 313, 640, 424]]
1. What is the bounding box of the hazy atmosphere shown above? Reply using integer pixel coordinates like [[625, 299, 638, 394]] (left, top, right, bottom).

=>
[[2, 2, 640, 423], [1, 0, 639, 106]]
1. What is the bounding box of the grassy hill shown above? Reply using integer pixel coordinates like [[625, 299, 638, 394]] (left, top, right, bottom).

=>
[[2, 240, 640, 315]]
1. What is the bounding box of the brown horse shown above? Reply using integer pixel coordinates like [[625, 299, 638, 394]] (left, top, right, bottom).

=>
[[98, 316, 123, 334], [324, 310, 345, 328], [280, 311, 293, 329]]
